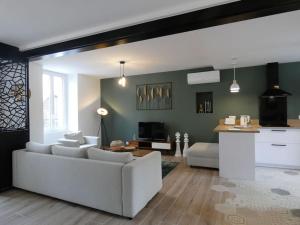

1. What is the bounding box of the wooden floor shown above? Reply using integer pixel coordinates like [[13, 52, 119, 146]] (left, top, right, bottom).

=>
[[0, 158, 231, 225]]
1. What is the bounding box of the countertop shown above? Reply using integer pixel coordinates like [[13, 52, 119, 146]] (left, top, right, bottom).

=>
[[214, 119, 300, 133], [214, 124, 261, 133]]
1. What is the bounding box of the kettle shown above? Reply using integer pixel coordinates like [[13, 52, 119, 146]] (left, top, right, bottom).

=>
[[240, 115, 250, 127]]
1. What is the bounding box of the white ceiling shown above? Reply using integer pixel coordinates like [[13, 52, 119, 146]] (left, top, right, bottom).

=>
[[39, 10, 300, 78], [0, 0, 234, 50]]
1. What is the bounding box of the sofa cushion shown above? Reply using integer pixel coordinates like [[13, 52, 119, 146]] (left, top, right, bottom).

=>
[[26, 142, 51, 154], [87, 148, 133, 164], [79, 144, 98, 149], [51, 145, 86, 158], [187, 143, 219, 158], [64, 131, 85, 145]]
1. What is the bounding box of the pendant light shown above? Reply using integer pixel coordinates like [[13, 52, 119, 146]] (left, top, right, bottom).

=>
[[230, 58, 240, 93], [118, 61, 126, 87]]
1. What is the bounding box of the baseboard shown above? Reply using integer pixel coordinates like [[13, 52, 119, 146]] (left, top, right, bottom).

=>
[[256, 163, 300, 170], [0, 186, 12, 193]]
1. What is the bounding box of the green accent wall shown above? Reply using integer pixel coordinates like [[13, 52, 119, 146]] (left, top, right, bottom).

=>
[[101, 62, 300, 145]]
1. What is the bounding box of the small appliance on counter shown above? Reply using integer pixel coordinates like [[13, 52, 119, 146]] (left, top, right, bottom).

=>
[[240, 115, 251, 127], [224, 116, 236, 125]]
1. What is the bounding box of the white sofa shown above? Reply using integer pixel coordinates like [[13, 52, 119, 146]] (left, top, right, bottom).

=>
[[58, 136, 100, 149], [186, 142, 219, 169], [13, 150, 162, 218]]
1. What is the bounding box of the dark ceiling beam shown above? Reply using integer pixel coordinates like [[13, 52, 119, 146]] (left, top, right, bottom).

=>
[[22, 0, 300, 60], [0, 42, 20, 58]]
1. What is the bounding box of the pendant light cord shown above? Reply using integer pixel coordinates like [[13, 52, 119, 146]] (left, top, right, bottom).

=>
[[234, 63, 236, 80], [232, 58, 237, 80]]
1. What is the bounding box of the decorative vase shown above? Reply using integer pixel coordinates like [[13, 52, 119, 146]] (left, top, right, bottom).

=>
[[175, 132, 181, 157], [183, 133, 189, 157]]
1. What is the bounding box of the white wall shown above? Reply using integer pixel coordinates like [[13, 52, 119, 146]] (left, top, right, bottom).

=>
[[28, 66, 100, 144], [67, 73, 78, 131], [78, 75, 101, 136], [29, 62, 44, 143]]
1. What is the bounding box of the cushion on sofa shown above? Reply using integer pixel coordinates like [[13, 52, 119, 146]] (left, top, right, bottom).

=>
[[87, 148, 133, 164], [187, 143, 219, 158], [64, 131, 85, 145], [51, 145, 86, 158], [26, 142, 51, 154]]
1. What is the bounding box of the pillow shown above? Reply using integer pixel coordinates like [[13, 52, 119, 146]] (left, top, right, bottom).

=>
[[87, 148, 133, 164], [64, 131, 85, 145], [26, 142, 51, 154], [51, 145, 86, 158]]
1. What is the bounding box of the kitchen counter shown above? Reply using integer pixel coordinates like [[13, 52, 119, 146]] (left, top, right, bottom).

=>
[[214, 119, 261, 133], [214, 124, 261, 133], [214, 119, 300, 133], [215, 118, 300, 181], [261, 119, 300, 129]]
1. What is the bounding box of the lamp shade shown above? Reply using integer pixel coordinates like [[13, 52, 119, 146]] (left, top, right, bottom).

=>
[[118, 61, 127, 87], [97, 108, 108, 116], [230, 80, 240, 93], [118, 76, 126, 87], [229, 58, 240, 93]]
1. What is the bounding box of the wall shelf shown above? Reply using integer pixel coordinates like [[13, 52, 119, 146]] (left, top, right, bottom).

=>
[[196, 92, 213, 113]]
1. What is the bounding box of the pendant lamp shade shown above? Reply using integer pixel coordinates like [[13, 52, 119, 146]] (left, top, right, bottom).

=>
[[118, 61, 126, 87], [230, 58, 240, 93]]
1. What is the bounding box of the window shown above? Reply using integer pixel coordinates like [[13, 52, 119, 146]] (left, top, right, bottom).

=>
[[43, 71, 67, 131]]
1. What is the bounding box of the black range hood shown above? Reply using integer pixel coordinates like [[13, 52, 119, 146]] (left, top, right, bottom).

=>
[[261, 62, 291, 98], [259, 62, 291, 127]]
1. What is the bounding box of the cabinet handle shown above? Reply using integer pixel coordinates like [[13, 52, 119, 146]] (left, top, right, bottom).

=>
[[271, 130, 287, 132], [271, 144, 287, 147]]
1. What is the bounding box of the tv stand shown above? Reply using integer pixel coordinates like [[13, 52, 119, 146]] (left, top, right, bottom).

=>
[[128, 140, 174, 155]]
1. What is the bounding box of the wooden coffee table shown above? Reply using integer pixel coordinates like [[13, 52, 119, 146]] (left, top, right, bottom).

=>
[[102, 146, 153, 157]]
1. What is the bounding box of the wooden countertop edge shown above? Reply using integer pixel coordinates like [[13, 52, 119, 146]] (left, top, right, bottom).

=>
[[214, 127, 260, 133], [214, 119, 300, 133]]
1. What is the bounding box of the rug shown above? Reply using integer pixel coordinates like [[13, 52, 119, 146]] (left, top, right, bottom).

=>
[[162, 161, 178, 178], [211, 167, 300, 225]]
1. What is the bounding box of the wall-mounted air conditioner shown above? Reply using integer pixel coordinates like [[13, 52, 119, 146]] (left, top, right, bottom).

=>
[[187, 70, 220, 85]]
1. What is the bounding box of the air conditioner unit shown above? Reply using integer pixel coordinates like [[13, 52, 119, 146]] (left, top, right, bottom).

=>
[[187, 70, 220, 85]]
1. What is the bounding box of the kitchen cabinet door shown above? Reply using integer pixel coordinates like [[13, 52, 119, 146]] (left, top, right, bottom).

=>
[[256, 142, 300, 167]]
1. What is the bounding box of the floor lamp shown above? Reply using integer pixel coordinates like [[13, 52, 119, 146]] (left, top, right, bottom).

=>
[[97, 108, 109, 146]]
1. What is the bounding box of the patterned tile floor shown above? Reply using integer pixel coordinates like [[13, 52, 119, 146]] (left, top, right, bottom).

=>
[[212, 167, 300, 225]]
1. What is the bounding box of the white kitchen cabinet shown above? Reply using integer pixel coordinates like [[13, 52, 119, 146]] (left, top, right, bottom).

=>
[[256, 129, 300, 144], [255, 128, 300, 168], [220, 132, 256, 180]]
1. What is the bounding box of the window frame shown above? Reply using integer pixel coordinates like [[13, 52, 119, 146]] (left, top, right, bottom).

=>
[[43, 70, 68, 133]]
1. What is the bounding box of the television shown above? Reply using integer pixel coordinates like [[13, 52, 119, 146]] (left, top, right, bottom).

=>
[[138, 122, 165, 141]]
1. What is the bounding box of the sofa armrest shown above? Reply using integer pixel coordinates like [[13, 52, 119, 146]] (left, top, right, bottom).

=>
[[122, 151, 162, 218], [84, 136, 100, 146], [58, 138, 80, 147]]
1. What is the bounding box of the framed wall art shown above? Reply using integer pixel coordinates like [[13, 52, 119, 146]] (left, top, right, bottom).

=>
[[136, 82, 172, 110]]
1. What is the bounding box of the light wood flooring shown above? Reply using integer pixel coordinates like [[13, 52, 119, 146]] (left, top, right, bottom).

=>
[[0, 158, 232, 225]]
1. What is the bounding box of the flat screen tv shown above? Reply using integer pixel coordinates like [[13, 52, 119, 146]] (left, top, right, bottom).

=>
[[138, 122, 165, 141]]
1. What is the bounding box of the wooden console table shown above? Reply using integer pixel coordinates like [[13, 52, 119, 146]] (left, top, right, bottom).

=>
[[103, 140, 174, 156], [128, 140, 174, 155]]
